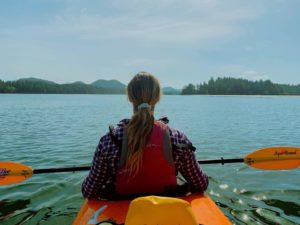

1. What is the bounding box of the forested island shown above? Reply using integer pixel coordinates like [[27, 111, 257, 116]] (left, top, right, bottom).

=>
[[0, 78, 181, 95], [0, 78, 126, 94], [1, 77, 299, 95], [182, 77, 300, 95]]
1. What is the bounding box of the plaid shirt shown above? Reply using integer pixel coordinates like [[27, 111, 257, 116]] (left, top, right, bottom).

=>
[[82, 119, 209, 199]]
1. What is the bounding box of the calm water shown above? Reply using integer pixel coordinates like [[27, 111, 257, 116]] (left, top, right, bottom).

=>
[[0, 94, 299, 225]]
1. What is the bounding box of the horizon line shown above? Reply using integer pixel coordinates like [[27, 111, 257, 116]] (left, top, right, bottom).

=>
[[1, 75, 300, 87]]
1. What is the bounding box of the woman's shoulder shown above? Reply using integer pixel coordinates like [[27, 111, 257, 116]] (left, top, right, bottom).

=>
[[100, 118, 130, 144], [168, 126, 192, 146], [157, 117, 194, 149], [96, 119, 129, 155], [110, 118, 129, 138]]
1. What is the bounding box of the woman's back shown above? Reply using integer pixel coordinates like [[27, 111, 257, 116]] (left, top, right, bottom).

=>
[[82, 72, 208, 199]]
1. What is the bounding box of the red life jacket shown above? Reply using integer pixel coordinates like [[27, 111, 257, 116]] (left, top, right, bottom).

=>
[[115, 120, 177, 195]]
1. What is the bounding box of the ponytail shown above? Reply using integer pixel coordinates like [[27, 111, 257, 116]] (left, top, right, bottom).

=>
[[125, 72, 161, 176]]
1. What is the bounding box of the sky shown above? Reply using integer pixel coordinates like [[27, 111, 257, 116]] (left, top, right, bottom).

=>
[[0, 0, 299, 88]]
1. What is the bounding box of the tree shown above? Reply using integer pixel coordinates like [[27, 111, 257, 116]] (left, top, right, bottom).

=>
[[182, 84, 197, 95]]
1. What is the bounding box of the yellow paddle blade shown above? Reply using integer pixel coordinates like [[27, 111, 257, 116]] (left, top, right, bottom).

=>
[[0, 162, 33, 185], [244, 147, 300, 170]]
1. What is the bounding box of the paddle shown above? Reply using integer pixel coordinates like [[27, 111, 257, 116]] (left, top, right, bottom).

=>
[[0, 146, 299, 186]]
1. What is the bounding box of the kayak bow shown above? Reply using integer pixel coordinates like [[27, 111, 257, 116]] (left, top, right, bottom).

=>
[[72, 193, 232, 225]]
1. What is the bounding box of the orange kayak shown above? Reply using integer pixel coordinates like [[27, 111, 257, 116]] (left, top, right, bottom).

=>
[[73, 193, 231, 225]]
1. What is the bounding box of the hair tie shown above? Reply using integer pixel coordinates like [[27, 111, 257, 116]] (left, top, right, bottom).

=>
[[138, 103, 151, 110]]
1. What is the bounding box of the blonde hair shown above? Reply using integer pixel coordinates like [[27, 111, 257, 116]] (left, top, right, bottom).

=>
[[126, 71, 161, 176]]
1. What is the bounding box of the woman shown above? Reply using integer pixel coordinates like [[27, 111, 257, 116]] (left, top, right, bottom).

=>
[[82, 71, 208, 199]]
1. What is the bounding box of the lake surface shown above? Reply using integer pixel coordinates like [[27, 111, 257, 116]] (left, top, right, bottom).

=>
[[0, 94, 299, 225]]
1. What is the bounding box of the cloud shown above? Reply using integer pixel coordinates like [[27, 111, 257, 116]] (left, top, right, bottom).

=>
[[218, 65, 270, 81], [20, 0, 262, 44], [0, 0, 265, 51], [241, 70, 269, 81]]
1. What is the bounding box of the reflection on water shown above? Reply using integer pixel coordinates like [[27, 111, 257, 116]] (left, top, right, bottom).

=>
[[0, 199, 30, 221], [207, 177, 300, 225], [263, 199, 300, 217], [0, 205, 77, 225]]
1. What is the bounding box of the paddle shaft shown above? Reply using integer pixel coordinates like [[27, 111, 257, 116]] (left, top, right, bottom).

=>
[[33, 166, 90, 174], [198, 158, 244, 164], [32, 158, 244, 174]]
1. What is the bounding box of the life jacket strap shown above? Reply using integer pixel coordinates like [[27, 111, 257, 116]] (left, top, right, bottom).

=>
[[118, 121, 174, 168]]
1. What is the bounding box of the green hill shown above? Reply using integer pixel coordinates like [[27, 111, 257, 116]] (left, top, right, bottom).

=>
[[18, 77, 57, 85], [60, 82, 106, 94], [91, 79, 126, 94], [0, 77, 131, 94], [1, 78, 107, 94], [8, 78, 60, 93]]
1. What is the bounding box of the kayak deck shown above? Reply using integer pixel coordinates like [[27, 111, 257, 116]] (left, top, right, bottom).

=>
[[73, 193, 231, 225]]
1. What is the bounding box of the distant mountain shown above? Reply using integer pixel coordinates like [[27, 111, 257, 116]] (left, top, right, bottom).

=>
[[91, 79, 126, 94], [162, 86, 181, 95], [1, 77, 107, 94], [1, 77, 182, 95], [18, 77, 58, 85], [12, 77, 61, 93], [60, 82, 106, 94], [70, 81, 87, 85]]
